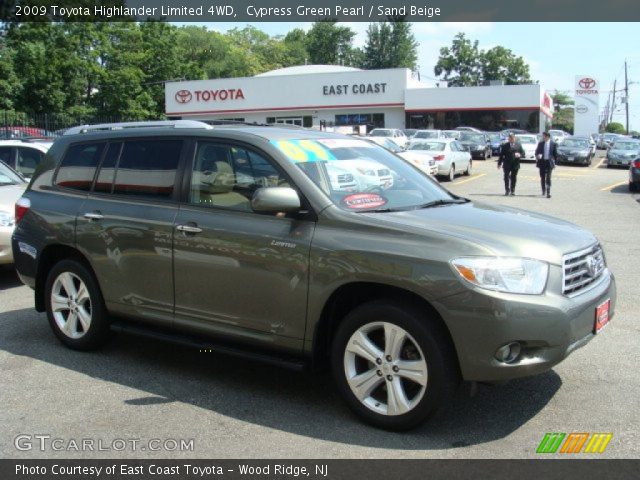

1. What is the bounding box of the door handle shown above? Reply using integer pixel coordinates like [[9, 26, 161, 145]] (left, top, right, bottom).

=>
[[176, 224, 203, 234], [83, 212, 104, 221]]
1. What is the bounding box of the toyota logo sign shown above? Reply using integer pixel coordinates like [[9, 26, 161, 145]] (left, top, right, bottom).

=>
[[579, 77, 596, 89], [175, 90, 193, 104]]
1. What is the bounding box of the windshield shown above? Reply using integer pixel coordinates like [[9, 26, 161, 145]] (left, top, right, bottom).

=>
[[271, 138, 458, 212], [442, 131, 459, 138], [459, 133, 485, 143], [517, 136, 537, 144], [488, 134, 501, 141], [561, 139, 590, 148], [369, 130, 392, 137], [612, 141, 640, 150], [0, 161, 24, 185], [414, 131, 439, 139], [408, 141, 445, 151]]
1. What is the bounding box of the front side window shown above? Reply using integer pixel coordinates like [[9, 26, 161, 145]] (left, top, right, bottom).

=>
[[55, 143, 105, 191], [272, 137, 458, 213], [112, 140, 182, 199], [190, 143, 290, 212]]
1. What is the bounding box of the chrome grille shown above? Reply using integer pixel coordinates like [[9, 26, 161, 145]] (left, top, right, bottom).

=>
[[337, 173, 354, 183], [562, 244, 606, 296]]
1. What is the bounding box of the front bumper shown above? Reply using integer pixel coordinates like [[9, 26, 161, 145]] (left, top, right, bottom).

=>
[[607, 157, 632, 167], [558, 154, 590, 165], [434, 267, 616, 382], [0, 226, 15, 265], [630, 166, 640, 184]]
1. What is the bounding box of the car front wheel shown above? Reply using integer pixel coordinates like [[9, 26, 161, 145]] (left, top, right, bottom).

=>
[[331, 300, 458, 430], [45, 259, 110, 350]]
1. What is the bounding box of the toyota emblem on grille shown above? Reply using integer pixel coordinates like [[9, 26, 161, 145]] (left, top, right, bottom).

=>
[[175, 89, 193, 104]]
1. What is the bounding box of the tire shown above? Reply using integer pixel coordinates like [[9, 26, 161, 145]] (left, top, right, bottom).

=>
[[446, 165, 455, 182], [464, 160, 472, 176], [331, 300, 459, 431], [630, 182, 638, 193], [45, 259, 110, 351]]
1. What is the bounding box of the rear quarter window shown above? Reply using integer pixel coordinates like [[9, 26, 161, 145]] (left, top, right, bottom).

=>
[[55, 143, 105, 191]]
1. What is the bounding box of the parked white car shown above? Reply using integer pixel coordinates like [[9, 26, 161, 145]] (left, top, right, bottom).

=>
[[515, 134, 538, 161], [409, 130, 444, 145], [405, 140, 471, 181], [325, 163, 358, 192], [0, 161, 28, 265], [0, 140, 51, 180], [548, 129, 570, 144], [329, 159, 394, 190], [368, 128, 408, 148], [397, 150, 437, 177]]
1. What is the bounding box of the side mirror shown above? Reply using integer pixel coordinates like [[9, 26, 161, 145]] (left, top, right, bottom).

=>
[[251, 187, 301, 213]]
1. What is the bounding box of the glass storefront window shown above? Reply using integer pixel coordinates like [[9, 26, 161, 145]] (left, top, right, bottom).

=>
[[406, 109, 541, 132]]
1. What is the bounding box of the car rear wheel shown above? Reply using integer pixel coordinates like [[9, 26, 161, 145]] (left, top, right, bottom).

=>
[[45, 259, 110, 350], [464, 161, 472, 176], [447, 165, 455, 182], [331, 300, 458, 431], [630, 182, 638, 192]]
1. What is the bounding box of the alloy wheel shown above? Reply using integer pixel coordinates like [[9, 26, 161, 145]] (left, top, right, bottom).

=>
[[343, 322, 428, 416], [50, 272, 92, 339]]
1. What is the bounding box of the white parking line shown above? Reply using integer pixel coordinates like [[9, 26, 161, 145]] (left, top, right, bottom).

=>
[[600, 181, 627, 191]]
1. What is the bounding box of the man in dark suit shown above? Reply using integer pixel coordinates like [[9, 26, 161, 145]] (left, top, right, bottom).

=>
[[535, 131, 557, 198], [497, 133, 525, 196]]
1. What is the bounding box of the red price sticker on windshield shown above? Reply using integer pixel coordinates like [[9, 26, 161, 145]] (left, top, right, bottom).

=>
[[342, 193, 388, 210]]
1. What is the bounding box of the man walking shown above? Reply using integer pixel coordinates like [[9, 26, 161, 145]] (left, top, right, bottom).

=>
[[535, 131, 557, 198], [498, 133, 525, 196]]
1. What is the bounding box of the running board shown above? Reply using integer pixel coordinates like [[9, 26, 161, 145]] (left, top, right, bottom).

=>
[[109, 321, 308, 372]]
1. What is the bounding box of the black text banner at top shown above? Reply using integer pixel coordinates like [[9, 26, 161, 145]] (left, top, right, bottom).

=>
[[2, 0, 639, 22]]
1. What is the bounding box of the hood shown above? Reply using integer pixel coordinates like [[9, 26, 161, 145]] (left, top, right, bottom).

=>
[[0, 183, 27, 211], [360, 201, 597, 265]]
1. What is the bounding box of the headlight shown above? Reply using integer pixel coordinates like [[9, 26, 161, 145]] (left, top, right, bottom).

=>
[[0, 210, 15, 227], [451, 257, 549, 295]]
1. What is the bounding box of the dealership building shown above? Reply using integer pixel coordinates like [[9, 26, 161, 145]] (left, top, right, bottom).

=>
[[165, 65, 553, 133]]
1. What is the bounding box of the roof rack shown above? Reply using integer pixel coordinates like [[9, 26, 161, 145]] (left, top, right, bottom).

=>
[[63, 120, 213, 136]]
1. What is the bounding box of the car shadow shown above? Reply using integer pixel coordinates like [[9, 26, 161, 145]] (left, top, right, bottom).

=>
[[0, 307, 562, 450], [608, 184, 633, 195], [0, 266, 22, 290]]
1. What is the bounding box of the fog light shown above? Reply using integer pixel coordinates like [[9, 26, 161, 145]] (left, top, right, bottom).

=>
[[495, 342, 521, 363]]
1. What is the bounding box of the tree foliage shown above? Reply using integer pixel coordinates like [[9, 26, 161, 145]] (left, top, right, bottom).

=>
[[605, 122, 626, 134], [362, 20, 418, 70], [435, 32, 533, 87], [305, 20, 358, 66]]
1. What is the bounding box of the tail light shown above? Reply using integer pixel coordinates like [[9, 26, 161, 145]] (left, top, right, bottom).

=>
[[633, 159, 640, 168], [433, 155, 445, 161], [15, 197, 31, 224]]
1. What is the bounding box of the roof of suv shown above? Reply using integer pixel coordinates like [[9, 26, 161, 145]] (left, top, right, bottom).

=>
[[58, 121, 353, 143]]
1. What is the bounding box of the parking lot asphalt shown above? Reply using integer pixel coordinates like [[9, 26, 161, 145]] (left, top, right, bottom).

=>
[[1, 151, 638, 459]]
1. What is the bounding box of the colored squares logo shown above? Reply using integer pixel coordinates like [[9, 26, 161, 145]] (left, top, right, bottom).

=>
[[537, 433, 612, 454]]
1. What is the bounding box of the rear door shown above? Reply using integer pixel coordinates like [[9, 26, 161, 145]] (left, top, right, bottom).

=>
[[75, 138, 185, 326], [172, 140, 315, 350]]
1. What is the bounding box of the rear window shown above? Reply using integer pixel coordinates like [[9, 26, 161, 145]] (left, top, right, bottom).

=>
[[55, 143, 105, 191], [112, 140, 182, 199]]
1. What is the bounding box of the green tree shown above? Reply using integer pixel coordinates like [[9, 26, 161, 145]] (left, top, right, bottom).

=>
[[434, 33, 482, 86], [0, 44, 19, 110], [435, 32, 534, 87], [282, 28, 308, 66], [605, 122, 626, 134], [305, 21, 357, 65], [363, 20, 418, 70], [481, 46, 532, 85], [550, 90, 574, 133]]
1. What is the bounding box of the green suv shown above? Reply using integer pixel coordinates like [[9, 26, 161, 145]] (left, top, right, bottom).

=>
[[11, 121, 616, 430]]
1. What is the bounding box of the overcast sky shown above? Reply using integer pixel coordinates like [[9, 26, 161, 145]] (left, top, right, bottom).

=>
[[182, 22, 640, 131]]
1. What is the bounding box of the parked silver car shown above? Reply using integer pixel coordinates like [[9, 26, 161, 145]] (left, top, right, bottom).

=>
[[0, 161, 28, 264], [606, 140, 640, 168]]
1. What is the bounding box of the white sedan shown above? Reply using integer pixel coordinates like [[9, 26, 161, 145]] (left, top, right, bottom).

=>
[[403, 140, 471, 181], [515, 134, 538, 161]]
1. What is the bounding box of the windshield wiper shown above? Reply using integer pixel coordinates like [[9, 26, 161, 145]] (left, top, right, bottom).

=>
[[415, 198, 469, 209]]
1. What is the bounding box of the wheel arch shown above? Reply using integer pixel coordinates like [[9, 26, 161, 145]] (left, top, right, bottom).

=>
[[311, 282, 460, 374], [35, 244, 98, 312]]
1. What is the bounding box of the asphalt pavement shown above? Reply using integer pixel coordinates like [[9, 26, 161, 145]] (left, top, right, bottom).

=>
[[1, 151, 638, 459]]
